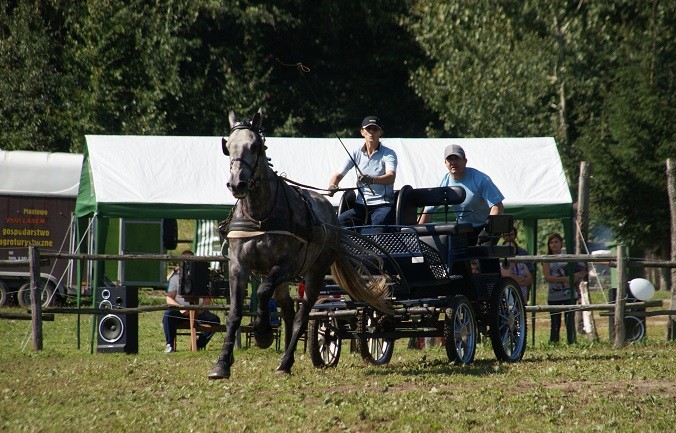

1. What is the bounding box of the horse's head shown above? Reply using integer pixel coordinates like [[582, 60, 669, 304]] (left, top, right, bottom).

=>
[[222, 108, 268, 198]]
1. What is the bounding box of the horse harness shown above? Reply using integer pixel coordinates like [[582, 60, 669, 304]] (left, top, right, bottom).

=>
[[222, 182, 318, 246], [220, 120, 322, 246]]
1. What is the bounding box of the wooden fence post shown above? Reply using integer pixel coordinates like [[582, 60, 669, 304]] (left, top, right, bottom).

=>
[[29, 246, 43, 351], [576, 161, 591, 336], [667, 158, 676, 340], [613, 245, 627, 348], [576, 162, 590, 255]]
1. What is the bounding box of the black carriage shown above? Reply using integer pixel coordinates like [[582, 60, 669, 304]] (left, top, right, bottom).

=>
[[307, 185, 527, 367]]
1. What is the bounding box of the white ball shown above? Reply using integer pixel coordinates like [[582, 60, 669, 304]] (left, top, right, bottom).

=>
[[629, 278, 655, 301]]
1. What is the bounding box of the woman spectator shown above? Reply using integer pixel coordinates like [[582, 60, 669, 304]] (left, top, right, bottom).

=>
[[542, 233, 586, 344]]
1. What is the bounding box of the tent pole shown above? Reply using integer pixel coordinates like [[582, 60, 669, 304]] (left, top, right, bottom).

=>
[[90, 215, 98, 354], [523, 219, 538, 346], [75, 215, 83, 350]]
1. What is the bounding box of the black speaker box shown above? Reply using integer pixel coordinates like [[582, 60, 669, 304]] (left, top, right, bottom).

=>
[[96, 286, 138, 354], [162, 219, 178, 250], [181, 261, 210, 297]]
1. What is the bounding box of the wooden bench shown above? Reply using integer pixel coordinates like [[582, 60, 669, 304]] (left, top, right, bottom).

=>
[[174, 310, 228, 351], [174, 310, 283, 352]]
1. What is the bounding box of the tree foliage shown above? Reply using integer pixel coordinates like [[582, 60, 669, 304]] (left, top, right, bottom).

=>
[[577, 1, 675, 255], [0, 0, 673, 256], [407, 1, 558, 138]]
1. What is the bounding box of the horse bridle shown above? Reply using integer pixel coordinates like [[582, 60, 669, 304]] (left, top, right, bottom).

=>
[[222, 121, 268, 191]]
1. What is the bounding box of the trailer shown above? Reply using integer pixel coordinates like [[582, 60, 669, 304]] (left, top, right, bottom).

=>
[[0, 150, 83, 307], [306, 185, 527, 366], [0, 150, 180, 308]]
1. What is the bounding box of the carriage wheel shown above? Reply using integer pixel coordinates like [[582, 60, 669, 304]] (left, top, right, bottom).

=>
[[357, 309, 394, 365], [0, 280, 11, 307], [17, 281, 56, 309], [444, 295, 477, 365], [489, 277, 527, 362], [307, 315, 342, 368]]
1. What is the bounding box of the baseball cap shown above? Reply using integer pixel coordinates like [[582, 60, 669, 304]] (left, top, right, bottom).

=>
[[444, 144, 466, 160], [361, 116, 382, 130]]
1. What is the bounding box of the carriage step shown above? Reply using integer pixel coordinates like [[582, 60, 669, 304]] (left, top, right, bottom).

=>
[[312, 301, 348, 310], [397, 298, 447, 307]]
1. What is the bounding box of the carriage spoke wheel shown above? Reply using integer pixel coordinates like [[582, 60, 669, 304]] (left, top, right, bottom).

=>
[[0, 280, 10, 308], [357, 309, 394, 365], [444, 295, 477, 365], [17, 281, 56, 309], [489, 277, 527, 362], [307, 314, 342, 368]]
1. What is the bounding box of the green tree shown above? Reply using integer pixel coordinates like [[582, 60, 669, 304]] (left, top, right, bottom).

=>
[[579, 2, 675, 257], [256, 0, 434, 138], [62, 0, 198, 150], [0, 1, 68, 151], [406, 1, 558, 138]]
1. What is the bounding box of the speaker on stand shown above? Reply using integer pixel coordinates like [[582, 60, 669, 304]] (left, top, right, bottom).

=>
[[608, 287, 647, 342], [96, 286, 138, 354]]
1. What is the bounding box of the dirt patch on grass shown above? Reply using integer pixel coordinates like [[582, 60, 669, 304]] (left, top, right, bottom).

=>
[[545, 379, 676, 397]]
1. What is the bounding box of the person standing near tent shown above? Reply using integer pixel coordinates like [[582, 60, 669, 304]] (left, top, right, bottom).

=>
[[327, 115, 397, 233], [542, 232, 587, 345], [418, 144, 504, 245], [162, 250, 221, 353]]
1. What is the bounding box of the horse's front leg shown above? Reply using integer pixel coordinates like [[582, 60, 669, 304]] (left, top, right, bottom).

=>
[[208, 269, 248, 380], [252, 267, 284, 349], [276, 273, 321, 375]]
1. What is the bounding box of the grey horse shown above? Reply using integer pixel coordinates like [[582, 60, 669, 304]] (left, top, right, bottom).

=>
[[209, 109, 389, 379]]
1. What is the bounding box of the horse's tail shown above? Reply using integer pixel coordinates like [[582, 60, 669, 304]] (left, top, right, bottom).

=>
[[329, 231, 393, 315]]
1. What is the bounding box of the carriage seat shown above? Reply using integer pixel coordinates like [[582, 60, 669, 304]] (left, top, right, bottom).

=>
[[395, 185, 466, 225], [466, 214, 515, 258], [393, 185, 471, 268], [337, 189, 357, 217], [337, 188, 399, 228]]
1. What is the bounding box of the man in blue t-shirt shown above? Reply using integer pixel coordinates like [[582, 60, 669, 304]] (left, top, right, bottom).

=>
[[419, 144, 504, 245], [327, 115, 397, 233]]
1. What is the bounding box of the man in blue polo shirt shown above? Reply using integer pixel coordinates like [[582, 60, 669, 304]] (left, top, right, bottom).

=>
[[328, 115, 398, 233], [419, 144, 504, 245]]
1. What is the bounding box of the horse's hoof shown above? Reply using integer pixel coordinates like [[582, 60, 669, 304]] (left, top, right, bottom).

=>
[[275, 367, 291, 375], [208, 361, 230, 380], [254, 330, 274, 349]]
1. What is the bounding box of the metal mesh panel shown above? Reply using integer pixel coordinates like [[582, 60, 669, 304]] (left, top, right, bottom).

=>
[[349, 232, 422, 256], [348, 232, 451, 280], [419, 242, 449, 279], [472, 274, 498, 301]]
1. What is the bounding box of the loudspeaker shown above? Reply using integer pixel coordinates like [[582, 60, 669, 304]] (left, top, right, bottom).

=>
[[608, 287, 646, 342], [180, 261, 210, 297], [96, 286, 138, 354], [163, 219, 178, 250]]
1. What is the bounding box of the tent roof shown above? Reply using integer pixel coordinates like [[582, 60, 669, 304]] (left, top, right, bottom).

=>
[[0, 150, 83, 197], [76, 135, 572, 220]]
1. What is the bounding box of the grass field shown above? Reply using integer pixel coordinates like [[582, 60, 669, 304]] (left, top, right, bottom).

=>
[[1, 288, 674, 433]]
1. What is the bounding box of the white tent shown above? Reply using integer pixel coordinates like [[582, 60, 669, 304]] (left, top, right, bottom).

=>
[[77, 135, 571, 221]]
